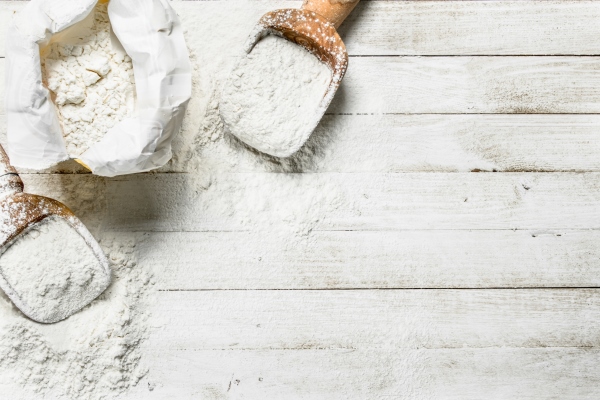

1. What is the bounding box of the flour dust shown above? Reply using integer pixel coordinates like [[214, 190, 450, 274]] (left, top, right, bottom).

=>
[[220, 34, 331, 158], [0, 2, 352, 398], [0, 216, 108, 324], [0, 233, 153, 400]]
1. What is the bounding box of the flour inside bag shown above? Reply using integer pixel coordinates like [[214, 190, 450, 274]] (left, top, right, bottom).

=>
[[5, 0, 192, 177], [42, 3, 135, 159]]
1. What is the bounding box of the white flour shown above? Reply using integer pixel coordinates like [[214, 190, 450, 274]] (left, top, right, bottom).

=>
[[219, 34, 331, 158], [0, 216, 108, 324], [0, 233, 152, 399], [42, 3, 136, 158], [0, 3, 348, 399]]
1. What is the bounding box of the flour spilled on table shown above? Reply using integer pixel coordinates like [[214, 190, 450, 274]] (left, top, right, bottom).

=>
[[0, 3, 350, 399], [0, 233, 153, 399], [0, 216, 107, 324], [220, 34, 331, 157], [42, 2, 136, 158], [167, 6, 351, 174]]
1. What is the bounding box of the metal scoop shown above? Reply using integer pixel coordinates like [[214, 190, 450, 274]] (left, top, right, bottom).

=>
[[0, 145, 110, 323], [220, 0, 360, 157]]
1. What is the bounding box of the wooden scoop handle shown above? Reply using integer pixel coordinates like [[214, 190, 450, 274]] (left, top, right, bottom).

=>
[[0, 145, 18, 177], [0, 145, 23, 195], [302, 0, 360, 28]]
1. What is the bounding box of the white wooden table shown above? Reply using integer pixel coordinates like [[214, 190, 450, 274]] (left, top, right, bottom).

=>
[[3, 0, 600, 398]]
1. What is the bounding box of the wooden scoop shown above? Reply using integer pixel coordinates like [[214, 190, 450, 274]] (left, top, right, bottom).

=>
[[222, 0, 359, 157], [0, 145, 110, 323]]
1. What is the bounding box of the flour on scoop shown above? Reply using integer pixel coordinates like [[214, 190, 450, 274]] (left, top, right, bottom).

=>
[[0, 216, 107, 323], [220, 34, 331, 157]]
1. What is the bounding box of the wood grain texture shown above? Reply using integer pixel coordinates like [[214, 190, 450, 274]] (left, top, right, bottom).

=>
[[331, 56, 600, 114], [139, 230, 600, 289], [337, 0, 600, 56], [151, 289, 600, 349], [198, 114, 600, 173], [17, 173, 600, 289], [4, 56, 600, 115], [104, 172, 600, 232], [6, 1, 600, 57], [2, 1, 600, 398], [129, 348, 600, 399], [122, 289, 600, 399], [6, 112, 600, 173]]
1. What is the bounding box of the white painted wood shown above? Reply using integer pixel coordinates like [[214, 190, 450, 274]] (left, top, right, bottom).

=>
[[123, 289, 600, 399], [15, 174, 600, 290], [4, 56, 600, 114], [150, 289, 600, 349], [131, 348, 600, 400], [139, 230, 600, 289], [331, 56, 600, 114], [3, 1, 600, 399], [18, 173, 600, 289], [6, 1, 600, 57], [6, 113, 600, 173], [336, 0, 600, 56], [23, 172, 600, 235], [197, 114, 600, 173], [104, 172, 600, 231]]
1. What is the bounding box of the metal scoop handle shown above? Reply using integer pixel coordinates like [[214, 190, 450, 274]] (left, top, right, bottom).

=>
[[302, 0, 360, 29]]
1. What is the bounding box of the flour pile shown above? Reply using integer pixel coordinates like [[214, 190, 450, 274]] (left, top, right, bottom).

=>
[[0, 233, 153, 399], [0, 216, 108, 323], [42, 2, 136, 158], [219, 34, 331, 158]]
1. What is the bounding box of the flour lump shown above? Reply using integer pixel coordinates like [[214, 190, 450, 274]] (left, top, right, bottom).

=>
[[42, 3, 136, 158]]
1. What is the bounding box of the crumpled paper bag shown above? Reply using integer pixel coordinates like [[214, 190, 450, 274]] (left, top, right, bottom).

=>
[[4, 0, 192, 177]]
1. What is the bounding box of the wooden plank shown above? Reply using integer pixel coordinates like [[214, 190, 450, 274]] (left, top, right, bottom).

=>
[[6, 113, 600, 173], [7, 113, 600, 174], [331, 56, 600, 114], [197, 114, 600, 173], [6, 1, 600, 57], [120, 290, 600, 398], [129, 348, 600, 400], [17, 173, 600, 289], [337, 0, 600, 56], [140, 230, 600, 290], [150, 289, 600, 350], [105, 172, 600, 232], [19, 171, 600, 235], [4, 56, 600, 115]]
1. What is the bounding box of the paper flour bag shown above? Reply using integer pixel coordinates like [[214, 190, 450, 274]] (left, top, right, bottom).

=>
[[5, 0, 192, 177]]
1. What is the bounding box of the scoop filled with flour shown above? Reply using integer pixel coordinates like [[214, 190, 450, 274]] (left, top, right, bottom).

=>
[[41, 2, 135, 158], [0, 216, 110, 324], [219, 34, 332, 157]]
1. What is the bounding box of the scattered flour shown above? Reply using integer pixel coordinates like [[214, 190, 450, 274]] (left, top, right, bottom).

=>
[[0, 4, 350, 399], [42, 3, 136, 158], [0, 216, 108, 324], [0, 233, 152, 399], [219, 34, 331, 158]]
